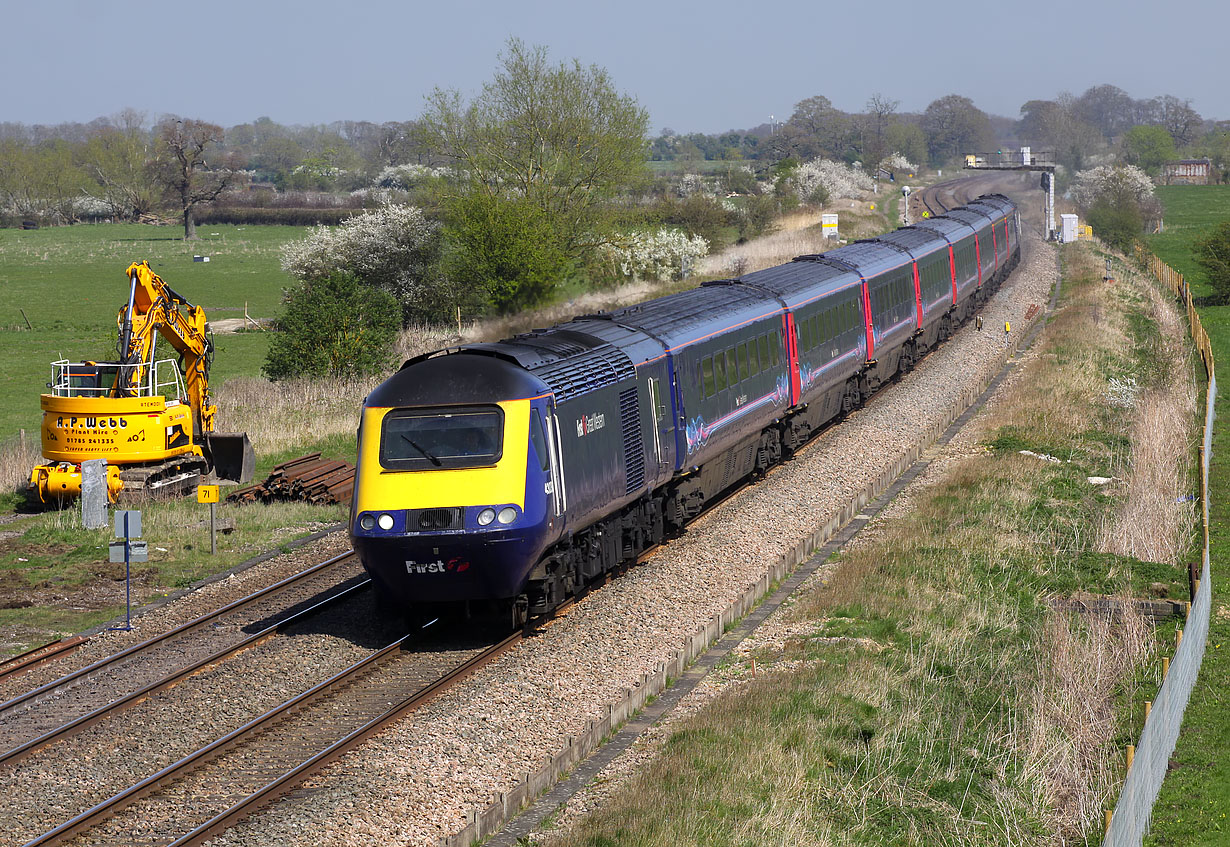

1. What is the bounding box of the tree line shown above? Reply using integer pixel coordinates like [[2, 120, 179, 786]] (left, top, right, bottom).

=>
[[4, 49, 1229, 378]]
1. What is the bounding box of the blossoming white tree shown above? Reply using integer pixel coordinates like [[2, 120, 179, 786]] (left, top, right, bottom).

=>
[[601, 228, 709, 281], [790, 159, 874, 205], [1070, 164, 1155, 209], [281, 203, 441, 315]]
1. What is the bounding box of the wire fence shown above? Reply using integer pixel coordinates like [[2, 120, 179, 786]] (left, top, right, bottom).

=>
[[1105, 249, 1218, 846]]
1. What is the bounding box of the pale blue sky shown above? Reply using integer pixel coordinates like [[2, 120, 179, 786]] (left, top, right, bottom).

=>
[[3, 0, 1224, 132]]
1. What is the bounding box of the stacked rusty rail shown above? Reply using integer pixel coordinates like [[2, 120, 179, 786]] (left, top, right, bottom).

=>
[[228, 453, 355, 505]]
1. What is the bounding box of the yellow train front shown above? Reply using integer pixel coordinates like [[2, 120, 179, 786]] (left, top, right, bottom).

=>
[[351, 351, 560, 620]]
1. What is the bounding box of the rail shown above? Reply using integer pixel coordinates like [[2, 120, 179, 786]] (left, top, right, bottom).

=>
[[1103, 248, 1217, 846], [0, 552, 358, 731], [0, 636, 86, 683], [24, 631, 520, 846], [0, 576, 370, 768]]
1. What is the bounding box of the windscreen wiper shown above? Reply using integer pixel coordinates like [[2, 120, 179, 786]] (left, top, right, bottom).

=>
[[401, 434, 442, 466]]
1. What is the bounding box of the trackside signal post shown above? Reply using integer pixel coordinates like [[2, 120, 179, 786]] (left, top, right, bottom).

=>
[[964, 147, 1057, 240], [109, 509, 146, 631]]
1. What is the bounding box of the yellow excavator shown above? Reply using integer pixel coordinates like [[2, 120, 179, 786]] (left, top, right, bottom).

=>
[[29, 261, 254, 503]]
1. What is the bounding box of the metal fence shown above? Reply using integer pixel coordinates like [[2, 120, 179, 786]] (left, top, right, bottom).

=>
[[1105, 252, 1218, 846]]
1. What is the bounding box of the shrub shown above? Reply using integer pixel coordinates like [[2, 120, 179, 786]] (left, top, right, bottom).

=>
[[649, 194, 732, 247], [790, 158, 873, 205], [1086, 200, 1142, 253], [280, 203, 444, 322], [263, 273, 402, 381], [600, 228, 709, 282], [443, 192, 571, 315], [736, 194, 780, 241], [1070, 164, 1155, 210], [1192, 220, 1230, 303]]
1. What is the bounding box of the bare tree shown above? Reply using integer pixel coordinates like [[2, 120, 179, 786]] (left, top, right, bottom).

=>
[[152, 117, 238, 239], [81, 111, 158, 221], [1154, 95, 1203, 147], [859, 93, 899, 172]]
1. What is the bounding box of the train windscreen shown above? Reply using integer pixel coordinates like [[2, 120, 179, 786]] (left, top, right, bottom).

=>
[[379, 406, 504, 470]]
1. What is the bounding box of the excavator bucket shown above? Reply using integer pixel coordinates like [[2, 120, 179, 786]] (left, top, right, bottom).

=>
[[205, 432, 255, 484]]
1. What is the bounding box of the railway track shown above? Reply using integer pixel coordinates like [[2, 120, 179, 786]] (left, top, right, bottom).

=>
[[25, 630, 518, 847], [0, 637, 87, 684], [0, 551, 366, 765]]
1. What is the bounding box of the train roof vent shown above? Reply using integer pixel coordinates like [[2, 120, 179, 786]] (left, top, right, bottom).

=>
[[533, 345, 636, 401], [507, 328, 601, 358]]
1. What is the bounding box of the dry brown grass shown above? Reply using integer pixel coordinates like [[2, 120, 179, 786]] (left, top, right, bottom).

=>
[[213, 376, 375, 457], [0, 433, 41, 496], [697, 225, 831, 277], [1021, 603, 1154, 841], [1097, 273, 1198, 566]]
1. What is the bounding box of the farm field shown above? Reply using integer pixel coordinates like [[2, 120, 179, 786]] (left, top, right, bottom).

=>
[[1143, 184, 1230, 846], [0, 223, 307, 442]]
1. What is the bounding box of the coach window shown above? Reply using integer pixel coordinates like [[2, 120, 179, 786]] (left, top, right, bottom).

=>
[[748, 340, 760, 376], [714, 351, 728, 392], [737, 342, 749, 381], [702, 357, 715, 398], [758, 334, 770, 369], [726, 349, 738, 385], [771, 331, 781, 366]]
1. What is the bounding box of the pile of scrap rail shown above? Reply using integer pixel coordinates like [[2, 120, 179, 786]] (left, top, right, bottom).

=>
[[227, 453, 354, 505]]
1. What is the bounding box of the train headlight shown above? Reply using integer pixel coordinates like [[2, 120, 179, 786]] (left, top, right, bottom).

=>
[[377, 513, 394, 531], [477, 508, 496, 526], [497, 506, 517, 525], [359, 514, 376, 531]]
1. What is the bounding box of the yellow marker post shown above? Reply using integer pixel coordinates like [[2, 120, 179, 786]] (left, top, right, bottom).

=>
[[198, 485, 220, 555]]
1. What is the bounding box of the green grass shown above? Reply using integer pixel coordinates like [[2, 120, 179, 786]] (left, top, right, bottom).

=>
[[0, 223, 305, 441], [1143, 185, 1230, 846], [0, 498, 346, 651]]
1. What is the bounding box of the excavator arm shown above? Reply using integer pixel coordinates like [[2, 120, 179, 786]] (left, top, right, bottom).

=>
[[116, 261, 218, 434]]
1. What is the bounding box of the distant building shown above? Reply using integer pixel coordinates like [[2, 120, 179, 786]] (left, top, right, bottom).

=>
[[1161, 158, 1215, 185]]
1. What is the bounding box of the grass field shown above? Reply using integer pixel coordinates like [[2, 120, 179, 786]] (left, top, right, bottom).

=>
[[1143, 185, 1230, 846], [0, 223, 306, 442]]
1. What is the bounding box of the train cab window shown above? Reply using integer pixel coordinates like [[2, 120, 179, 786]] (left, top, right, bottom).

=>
[[714, 352, 728, 392], [737, 342, 749, 381], [380, 406, 504, 471], [726, 349, 738, 385], [530, 410, 549, 472], [758, 334, 770, 369], [702, 356, 716, 398]]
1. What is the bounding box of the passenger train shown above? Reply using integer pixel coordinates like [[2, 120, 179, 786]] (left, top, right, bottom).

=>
[[350, 194, 1022, 625]]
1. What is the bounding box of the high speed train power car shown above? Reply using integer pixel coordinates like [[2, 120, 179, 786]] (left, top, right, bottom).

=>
[[351, 194, 1020, 625]]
